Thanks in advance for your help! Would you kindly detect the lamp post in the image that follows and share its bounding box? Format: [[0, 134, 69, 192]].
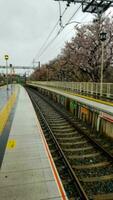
[[4, 54, 9, 90], [100, 31, 107, 97]]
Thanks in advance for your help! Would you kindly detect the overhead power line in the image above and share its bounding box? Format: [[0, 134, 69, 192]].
[[37, 4, 82, 59], [34, 5, 68, 61]]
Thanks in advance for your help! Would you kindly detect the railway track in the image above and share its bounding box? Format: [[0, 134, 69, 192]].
[[26, 87, 113, 200]]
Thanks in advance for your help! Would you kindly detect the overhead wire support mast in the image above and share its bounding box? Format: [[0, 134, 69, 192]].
[[54, 0, 113, 14]]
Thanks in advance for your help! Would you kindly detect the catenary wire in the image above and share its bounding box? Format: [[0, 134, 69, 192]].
[[37, 4, 82, 59], [33, 5, 69, 61]]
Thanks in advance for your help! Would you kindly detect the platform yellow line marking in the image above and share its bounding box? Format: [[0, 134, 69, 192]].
[[45, 86, 113, 107], [65, 90, 113, 107], [29, 83, 113, 107], [0, 89, 18, 134]]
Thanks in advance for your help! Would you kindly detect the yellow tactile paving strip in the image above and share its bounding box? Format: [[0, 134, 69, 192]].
[[0, 88, 18, 134]]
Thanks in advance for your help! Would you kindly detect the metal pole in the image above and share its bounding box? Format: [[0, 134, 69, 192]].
[[6, 59, 9, 90], [25, 72, 26, 84], [38, 61, 40, 69], [46, 67, 48, 81], [10, 64, 13, 88], [100, 41, 104, 97]]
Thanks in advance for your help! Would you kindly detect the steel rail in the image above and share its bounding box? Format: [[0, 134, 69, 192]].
[[30, 87, 113, 163], [27, 87, 89, 200]]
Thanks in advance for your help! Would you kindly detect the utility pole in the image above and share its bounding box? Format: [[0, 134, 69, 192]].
[[38, 61, 40, 70], [10, 64, 13, 87], [4, 54, 9, 90], [32, 59, 40, 69], [24, 72, 26, 84], [46, 65, 49, 81], [32, 59, 35, 68], [100, 31, 107, 97]]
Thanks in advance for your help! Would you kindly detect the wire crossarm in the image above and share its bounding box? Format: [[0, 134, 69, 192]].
[[54, 0, 113, 14]]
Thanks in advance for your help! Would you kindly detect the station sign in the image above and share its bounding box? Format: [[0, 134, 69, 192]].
[[4, 54, 9, 60]]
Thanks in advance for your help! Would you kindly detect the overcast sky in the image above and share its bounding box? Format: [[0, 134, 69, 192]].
[[0, 0, 112, 74]]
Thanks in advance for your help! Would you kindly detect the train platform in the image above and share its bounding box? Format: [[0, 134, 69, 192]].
[[0, 85, 67, 200], [28, 83, 113, 115], [0, 84, 15, 112]]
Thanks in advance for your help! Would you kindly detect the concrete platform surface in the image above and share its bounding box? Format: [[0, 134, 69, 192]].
[[28, 83, 113, 115], [0, 85, 16, 112], [0, 85, 67, 200]]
